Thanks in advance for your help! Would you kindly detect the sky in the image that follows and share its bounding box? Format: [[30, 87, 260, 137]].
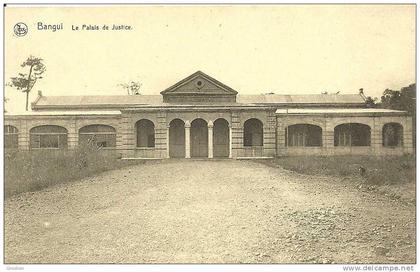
[[4, 5, 416, 113]]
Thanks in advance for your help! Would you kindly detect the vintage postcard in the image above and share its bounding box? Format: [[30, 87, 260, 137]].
[[3, 3, 416, 271]]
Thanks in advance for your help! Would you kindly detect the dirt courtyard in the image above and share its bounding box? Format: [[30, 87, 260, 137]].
[[5, 160, 415, 264]]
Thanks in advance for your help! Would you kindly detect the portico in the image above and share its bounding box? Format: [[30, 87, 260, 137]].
[[165, 117, 231, 159]]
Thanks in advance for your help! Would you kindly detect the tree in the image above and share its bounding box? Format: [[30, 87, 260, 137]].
[[118, 81, 142, 95], [357, 88, 378, 107], [8, 56, 46, 111], [380, 84, 416, 114], [365, 96, 378, 107]]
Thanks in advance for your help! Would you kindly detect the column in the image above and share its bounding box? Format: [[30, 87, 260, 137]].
[[325, 119, 335, 155], [185, 121, 191, 159], [208, 121, 213, 159], [231, 111, 241, 158], [166, 125, 170, 158], [265, 111, 277, 157], [404, 116, 413, 154], [19, 119, 29, 151], [229, 125, 232, 158], [276, 118, 286, 156], [118, 114, 132, 158], [156, 111, 168, 159], [371, 117, 381, 155], [68, 118, 78, 149]]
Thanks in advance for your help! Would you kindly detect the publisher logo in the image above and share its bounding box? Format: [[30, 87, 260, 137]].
[[14, 23, 28, 37]]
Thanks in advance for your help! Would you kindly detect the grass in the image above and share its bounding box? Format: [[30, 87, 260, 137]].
[[5, 148, 416, 202], [263, 155, 416, 204], [265, 155, 416, 186], [5, 145, 143, 198]]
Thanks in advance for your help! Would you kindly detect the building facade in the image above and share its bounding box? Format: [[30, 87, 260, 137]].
[[4, 71, 413, 158]]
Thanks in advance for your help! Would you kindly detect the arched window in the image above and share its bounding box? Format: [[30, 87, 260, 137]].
[[136, 119, 155, 148], [79, 125, 116, 148], [286, 124, 322, 147], [243, 118, 263, 147], [30, 125, 68, 149], [334, 123, 371, 146], [383, 123, 403, 147], [5, 125, 18, 149]]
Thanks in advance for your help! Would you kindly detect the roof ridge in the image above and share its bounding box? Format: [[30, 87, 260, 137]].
[[40, 93, 360, 97], [40, 94, 162, 97]]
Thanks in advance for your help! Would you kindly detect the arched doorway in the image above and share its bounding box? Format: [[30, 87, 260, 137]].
[[79, 124, 116, 148], [334, 123, 371, 146], [30, 125, 68, 149], [169, 119, 185, 158], [243, 118, 263, 147], [213, 118, 229, 157], [191, 118, 208, 157], [286, 124, 322, 147], [135, 119, 155, 148], [383, 123, 403, 147], [5, 125, 19, 149]]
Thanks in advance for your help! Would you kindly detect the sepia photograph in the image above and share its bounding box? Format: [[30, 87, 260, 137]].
[[2, 3, 417, 271]]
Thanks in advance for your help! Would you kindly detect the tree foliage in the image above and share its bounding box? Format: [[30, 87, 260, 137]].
[[8, 56, 46, 111], [380, 83, 416, 115], [118, 81, 142, 95], [364, 96, 377, 107]]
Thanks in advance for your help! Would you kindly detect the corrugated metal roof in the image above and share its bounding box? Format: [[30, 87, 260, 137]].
[[35, 95, 163, 106], [33, 93, 365, 109], [238, 94, 364, 104], [6, 110, 122, 116], [276, 108, 407, 114]]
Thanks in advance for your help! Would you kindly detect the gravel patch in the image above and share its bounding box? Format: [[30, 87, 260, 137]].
[[5, 159, 415, 263]]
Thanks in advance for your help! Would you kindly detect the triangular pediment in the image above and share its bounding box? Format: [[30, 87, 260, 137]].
[[160, 71, 238, 96]]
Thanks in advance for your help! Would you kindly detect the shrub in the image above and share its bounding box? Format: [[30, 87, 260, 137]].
[[5, 145, 140, 197], [268, 155, 415, 185]]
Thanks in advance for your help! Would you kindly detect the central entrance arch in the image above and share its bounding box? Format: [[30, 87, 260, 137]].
[[169, 119, 185, 158], [191, 118, 208, 157]]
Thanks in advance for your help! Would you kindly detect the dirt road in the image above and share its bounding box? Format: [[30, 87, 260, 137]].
[[5, 160, 415, 263]]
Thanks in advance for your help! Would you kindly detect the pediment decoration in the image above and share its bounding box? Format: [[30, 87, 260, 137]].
[[161, 71, 238, 103]]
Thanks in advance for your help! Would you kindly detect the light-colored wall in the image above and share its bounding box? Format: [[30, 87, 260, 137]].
[[231, 110, 276, 158], [276, 114, 413, 156], [5, 115, 123, 153], [5, 111, 413, 158]]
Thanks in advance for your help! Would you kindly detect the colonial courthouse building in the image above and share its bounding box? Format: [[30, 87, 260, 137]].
[[4, 71, 413, 158]]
